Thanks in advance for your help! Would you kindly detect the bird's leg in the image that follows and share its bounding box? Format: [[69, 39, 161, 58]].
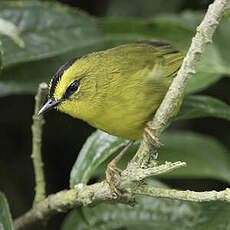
[[137, 121, 162, 167], [144, 121, 162, 148], [106, 141, 133, 195]]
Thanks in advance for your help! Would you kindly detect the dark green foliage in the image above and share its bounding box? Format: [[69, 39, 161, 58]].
[[0, 192, 14, 230]]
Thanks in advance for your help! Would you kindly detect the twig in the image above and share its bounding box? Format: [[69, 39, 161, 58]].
[[122, 161, 186, 184], [135, 186, 230, 202], [31, 83, 48, 205]]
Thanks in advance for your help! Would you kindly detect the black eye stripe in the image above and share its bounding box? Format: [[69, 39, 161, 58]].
[[62, 79, 81, 99], [49, 55, 89, 98], [49, 57, 79, 98]]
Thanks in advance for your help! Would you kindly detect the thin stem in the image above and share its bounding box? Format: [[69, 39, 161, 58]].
[[31, 83, 48, 205]]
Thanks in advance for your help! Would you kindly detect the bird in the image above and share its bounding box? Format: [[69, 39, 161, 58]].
[[38, 40, 184, 193]]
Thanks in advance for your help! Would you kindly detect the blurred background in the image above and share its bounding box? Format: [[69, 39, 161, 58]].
[[0, 0, 230, 229]]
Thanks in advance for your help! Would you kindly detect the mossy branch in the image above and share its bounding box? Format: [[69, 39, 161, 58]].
[[31, 83, 48, 205], [14, 0, 230, 229]]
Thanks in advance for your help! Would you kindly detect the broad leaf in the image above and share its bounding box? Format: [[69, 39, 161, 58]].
[[0, 17, 24, 47], [61, 208, 89, 230], [214, 12, 230, 65], [101, 17, 193, 50], [226, 10, 230, 19], [0, 1, 103, 67], [177, 95, 230, 121], [0, 43, 2, 71], [157, 131, 230, 182], [0, 1, 105, 96], [184, 73, 221, 94], [0, 192, 14, 230], [185, 44, 230, 93], [70, 130, 129, 188], [106, 0, 182, 18]]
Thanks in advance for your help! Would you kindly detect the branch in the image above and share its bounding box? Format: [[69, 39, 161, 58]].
[[31, 83, 48, 205], [14, 161, 185, 230], [14, 161, 230, 230]]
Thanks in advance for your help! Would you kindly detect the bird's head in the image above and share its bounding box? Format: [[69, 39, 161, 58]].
[[38, 55, 97, 118]]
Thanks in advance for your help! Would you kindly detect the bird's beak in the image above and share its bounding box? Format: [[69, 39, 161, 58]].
[[38, 98, 61, 116]]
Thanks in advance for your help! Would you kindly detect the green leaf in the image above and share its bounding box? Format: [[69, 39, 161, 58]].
[[0, 17, 24, 47], [0, 1, 103, 67], [195, 202, 230, 230], [0, 43, 2, 71], [214, 13, 230, 65], [106, 0, 182, 18], [101, 17, 193, 50], [178, 95, 230, 121], [0, 1, 105, 96], [158, 131, 230, 183], [184, 73, 221, 94], [226, 10, 230, 20], [70, 130, 129, 188], [0, 192, 14, 230], [61, 208, 89, 230], [185, 44, 230, 94]]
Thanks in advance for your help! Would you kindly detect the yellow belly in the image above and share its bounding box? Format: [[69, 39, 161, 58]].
[[80, 81, 169, 140]]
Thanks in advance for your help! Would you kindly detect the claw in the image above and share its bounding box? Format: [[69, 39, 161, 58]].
[[144, 122, 162, 148], [106, 164, 122, 196], [105, 141, 133, 195]]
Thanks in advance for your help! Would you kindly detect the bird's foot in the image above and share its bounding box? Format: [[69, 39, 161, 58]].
[[106, 163, 122, 196], [144, 121, 162, 148], [105, 141, 133, 196]]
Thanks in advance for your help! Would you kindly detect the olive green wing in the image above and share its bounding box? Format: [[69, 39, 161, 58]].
[[138, 40, 184, 79]]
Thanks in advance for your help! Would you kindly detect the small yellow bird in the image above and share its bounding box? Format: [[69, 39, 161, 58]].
[[38, 41, 183, 140], [38, 41, 183, 192]]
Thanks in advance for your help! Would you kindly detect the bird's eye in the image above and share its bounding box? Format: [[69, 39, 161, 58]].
[[68, 80, 80, 92], [63, 79, 80, 99]]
